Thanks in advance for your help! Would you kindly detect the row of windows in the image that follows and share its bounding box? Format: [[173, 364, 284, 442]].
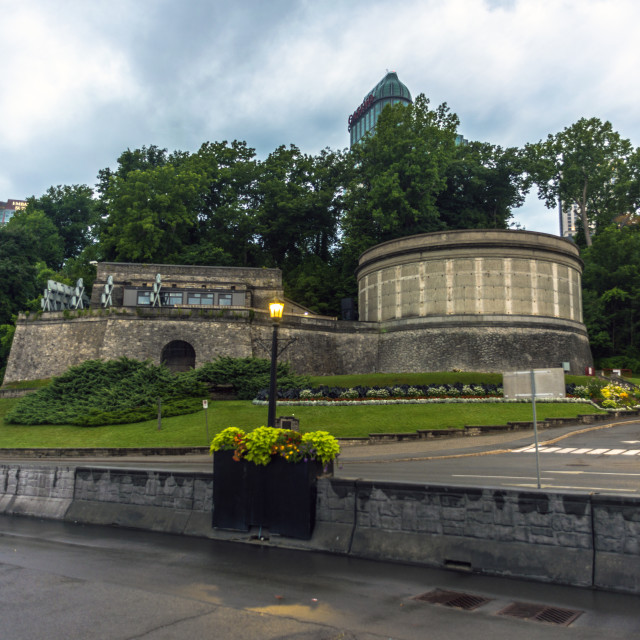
[[137, 291, 234, 306]]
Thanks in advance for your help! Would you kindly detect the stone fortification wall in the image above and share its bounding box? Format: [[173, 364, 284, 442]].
[[377, 318, 592, 373], [4, 311, 378, 383], [1, 464, 639, 594]]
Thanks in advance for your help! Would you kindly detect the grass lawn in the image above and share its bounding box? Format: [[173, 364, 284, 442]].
[[0, 397, 606, 448]]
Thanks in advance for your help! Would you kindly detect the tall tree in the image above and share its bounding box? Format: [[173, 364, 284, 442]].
[[581, 225, 640, 366], [99, 159, 206, 263], [25, 185, 97, 263], [435, 142, 527, 230], [341, 94, 459, 259], [526, 118, 633, 246], [0, 228, 40, 325], [5, 209, 64, 269]]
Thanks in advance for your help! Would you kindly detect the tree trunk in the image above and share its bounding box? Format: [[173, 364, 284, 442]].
[[580, 178, 592, 246]]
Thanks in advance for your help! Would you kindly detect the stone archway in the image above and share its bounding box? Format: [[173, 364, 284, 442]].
[[161, 340, 196, 372]]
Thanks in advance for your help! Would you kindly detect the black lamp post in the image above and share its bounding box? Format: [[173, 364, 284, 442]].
[[267, 299, 284, 427]]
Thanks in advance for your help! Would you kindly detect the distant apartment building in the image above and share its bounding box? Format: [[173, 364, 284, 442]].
[[0, 199, 27, 226], [559, 202, 580, 238]]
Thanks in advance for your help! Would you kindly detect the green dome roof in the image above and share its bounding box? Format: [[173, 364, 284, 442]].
[[370, 71, 412, 102]]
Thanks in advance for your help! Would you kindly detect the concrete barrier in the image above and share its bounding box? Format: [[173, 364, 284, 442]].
[[2, 463, 640, 594]]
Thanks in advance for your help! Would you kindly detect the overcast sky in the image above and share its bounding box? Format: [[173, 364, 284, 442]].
[[2, 0, 640, 235]]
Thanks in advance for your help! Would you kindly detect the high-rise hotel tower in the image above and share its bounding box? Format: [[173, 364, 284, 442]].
[[347, 71, 412, 146]]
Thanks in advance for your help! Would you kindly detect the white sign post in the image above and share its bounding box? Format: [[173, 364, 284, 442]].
[[503, 368, 566, 490]]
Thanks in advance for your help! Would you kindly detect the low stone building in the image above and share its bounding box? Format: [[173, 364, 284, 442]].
[[3, 230, 593, 383]]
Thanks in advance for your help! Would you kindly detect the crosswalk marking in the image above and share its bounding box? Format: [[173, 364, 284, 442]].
[[512, 446, 640, 457]]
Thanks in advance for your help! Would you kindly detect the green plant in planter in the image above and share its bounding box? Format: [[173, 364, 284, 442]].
[[210, 426, 340, 467], [210, 427, 244, 452]]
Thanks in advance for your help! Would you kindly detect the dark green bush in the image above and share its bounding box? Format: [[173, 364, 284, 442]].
[[5, 358, 206, 426], [193, 357, 310, 399]]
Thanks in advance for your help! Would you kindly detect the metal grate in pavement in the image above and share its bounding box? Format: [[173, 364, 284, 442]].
[[413, 589, 491, 611], [497, 601, 582, 626]]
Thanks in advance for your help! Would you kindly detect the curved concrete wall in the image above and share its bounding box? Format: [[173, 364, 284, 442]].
[[357, 230, 584, 324], [357, 230, 592, 372]]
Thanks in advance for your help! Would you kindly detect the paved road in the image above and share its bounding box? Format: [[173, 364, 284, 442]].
[[2, 417, 639, 494], [1, 515, 639, 640], [339, 418, 640, 492]]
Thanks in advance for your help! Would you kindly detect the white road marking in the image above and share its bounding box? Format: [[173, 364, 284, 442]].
[[586, 449, 610, 455], [604, 449, 627, 455], [452, 475, 552, 480], [622, 441, 640, 444], [551, 470, 640, 477], [507, 483, 637, 492], [622, 450, 640, 455]]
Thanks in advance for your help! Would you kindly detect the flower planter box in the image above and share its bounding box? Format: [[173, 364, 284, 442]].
[[212, 450, 331, 539]]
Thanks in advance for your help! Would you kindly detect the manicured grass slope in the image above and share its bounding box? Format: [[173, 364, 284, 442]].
[[0, 397, 605, 448]]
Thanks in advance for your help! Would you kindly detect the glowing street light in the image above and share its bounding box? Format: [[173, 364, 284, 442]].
[[267, 298, 284, 427]]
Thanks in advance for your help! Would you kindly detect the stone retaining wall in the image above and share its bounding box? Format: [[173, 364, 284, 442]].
[[1, 463, 638, 594]]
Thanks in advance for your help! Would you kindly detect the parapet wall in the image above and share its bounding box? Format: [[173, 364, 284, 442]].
[[1, 463, 638, 594]]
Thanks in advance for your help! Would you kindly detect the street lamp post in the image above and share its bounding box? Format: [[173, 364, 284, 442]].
[[267, 299, 284, 427]]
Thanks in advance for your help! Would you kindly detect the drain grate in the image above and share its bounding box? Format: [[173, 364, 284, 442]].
[[413, 589, 491, 611], [497, 602, 582, 626]]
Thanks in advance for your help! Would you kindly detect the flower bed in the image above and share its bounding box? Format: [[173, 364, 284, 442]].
[[252, 396, 606, 408]]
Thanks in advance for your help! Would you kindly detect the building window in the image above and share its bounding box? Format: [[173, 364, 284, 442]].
[[137, 291, 151, 305], [161, 292, 183, 306], [218, 293, 232, 306], [187, 292, 214, 305]]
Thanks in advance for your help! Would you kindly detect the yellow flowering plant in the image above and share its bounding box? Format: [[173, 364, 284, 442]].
[[600, 383, 637, 409]]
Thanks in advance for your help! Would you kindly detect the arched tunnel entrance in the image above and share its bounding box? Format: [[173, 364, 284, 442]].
[[161, 340, 196, 372]]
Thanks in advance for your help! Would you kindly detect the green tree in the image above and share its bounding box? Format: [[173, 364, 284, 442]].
[[581, 225, 640, 365], [341, 94, 459, 259], [6, 208, 64, 269], [100, 161, 206, 262], [25, 185, 97, 263], [435, 142, 527, 230], [0, 228, 39, 325], [526, 118, 633, 246], [254, 145, 346, 269], [184, 140, 260, 267]]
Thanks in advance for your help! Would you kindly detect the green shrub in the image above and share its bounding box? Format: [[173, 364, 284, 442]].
[[194, 357, 310, 399], [5, 358, 206, 426]]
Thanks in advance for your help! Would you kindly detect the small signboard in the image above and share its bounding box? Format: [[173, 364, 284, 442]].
[[202, 400, 208, 409], [503, 368, 566, 399]]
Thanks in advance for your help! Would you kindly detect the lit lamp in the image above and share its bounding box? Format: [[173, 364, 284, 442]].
[[267, 299, 284, 427]]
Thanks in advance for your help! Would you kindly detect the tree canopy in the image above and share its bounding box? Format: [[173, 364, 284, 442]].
[[525, 118, 635, 246]]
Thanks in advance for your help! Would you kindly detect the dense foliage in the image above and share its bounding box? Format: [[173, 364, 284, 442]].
[[5, 358, 205, 426], [191, 356, 311, 400], [581, 225, 640, 369]]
